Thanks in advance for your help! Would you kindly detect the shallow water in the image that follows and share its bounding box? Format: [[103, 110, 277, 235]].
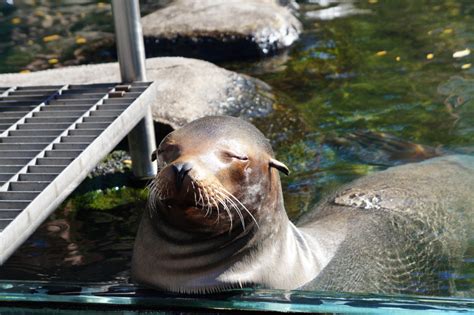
[[0, 0, 473, 300]]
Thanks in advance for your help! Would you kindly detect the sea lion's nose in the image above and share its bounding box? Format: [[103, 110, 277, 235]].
[[172, 162, 193, 191]]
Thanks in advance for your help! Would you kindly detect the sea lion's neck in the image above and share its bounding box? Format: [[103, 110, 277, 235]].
[[217, 215, 325, 290], [215, 179, 327, 290], [168, 189, 324, 291], [139, 207, 261, 293], [135, 179, 325, 293]]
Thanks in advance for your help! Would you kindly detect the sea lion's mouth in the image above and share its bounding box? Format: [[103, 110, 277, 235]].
[[158, 197, 220, 216], [149, 177, 259, 233]]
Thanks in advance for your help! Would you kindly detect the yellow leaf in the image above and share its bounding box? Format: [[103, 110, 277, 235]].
[[395, 56, 401, 61], [11, 17, 21, 25], [442, 28, 453, 35], [19, 70, 30, 74], [461, 64, 471, 70], [75, 37, 87, 45], [368, 0, 378, 3], [48, 58, 59, 65], [43, 34, 60, 43], [426, 53, 434, 60], [375, 50, 387, 56]]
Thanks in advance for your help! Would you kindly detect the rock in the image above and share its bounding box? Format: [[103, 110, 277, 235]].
[[0, 57, 274, 129], [142, 0, 302, 61], [90, 151, 132, 177]]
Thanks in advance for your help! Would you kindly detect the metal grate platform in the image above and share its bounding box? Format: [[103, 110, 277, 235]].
[[0, 82, 157, 264]]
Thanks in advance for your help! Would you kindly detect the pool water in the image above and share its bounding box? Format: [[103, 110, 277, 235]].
[[0, 0, 473, 305]]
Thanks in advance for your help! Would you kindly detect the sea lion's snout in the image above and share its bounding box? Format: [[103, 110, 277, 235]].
[[172, 162, 193, 191], [150, 160, 196, 202]]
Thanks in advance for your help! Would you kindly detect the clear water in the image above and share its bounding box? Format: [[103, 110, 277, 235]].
[[0, 0, 473, 308]]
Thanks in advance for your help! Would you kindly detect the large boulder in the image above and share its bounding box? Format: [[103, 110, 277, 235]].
[[0, 57, 274, 129], [142, 0, 302, 61]]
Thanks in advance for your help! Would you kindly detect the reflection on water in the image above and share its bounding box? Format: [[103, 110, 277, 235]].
[[438, 76, 474, 138], [0, 188, 146, 283], [0, 0, 473, 299], [305, 1, 371, 21]]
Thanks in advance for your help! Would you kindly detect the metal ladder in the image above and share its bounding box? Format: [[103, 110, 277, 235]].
[[0, 82, 156, 264]]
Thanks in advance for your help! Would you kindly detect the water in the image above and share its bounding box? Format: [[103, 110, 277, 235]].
[[0, 0, 473, 303]]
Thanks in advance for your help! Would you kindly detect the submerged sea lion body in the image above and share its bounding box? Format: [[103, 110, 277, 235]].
[[300, 155, 474, 294], [132, 116, 474, 294]]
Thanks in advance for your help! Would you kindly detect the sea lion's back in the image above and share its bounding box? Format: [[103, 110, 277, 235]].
[[300, 155, 474, 294]]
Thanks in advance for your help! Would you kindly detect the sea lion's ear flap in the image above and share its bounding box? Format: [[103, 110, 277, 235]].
[[269, 158, 290, 176], [151, 150, 158, 162]]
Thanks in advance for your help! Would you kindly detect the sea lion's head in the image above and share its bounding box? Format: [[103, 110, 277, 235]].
[[148, 116, 289, 235]]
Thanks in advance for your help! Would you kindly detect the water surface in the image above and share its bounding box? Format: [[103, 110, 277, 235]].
[[0, 0, 473, 300]]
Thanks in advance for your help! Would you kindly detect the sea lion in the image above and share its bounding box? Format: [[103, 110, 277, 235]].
[[132, 116, 474, 295]]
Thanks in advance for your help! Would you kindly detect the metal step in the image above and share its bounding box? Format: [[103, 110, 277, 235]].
[[0, 82, 156, 264], [36, 158, 74, 166], [17, 123, 73, 130], [1, 136, 57, 143], [44, 150, 82, 158], [33, 110, 89, 117], [0, 201, 30, 209], [9, 130, 63, 137], [1, 111, 30, 118], [0, 191, 39, 201], [0, 151, 40, 158], [9, 181, 50, 191], [68, 129, 103, 136], [0, 166, 23, 173], [0, 210, 21, 219], [0, 158, 32, 165]]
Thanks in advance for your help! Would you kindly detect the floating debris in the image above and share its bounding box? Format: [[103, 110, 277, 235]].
[[453, 49, 470, 58], [442, 28, 454, 35], [426, 53, 434, 60], [375, 50, 387, 56], [43, 34, 60, 43], [461, 63, 471, 70], [76, 37, 87, 45], [11, 17, 21, 25], [34, 10, 45, 17], [306, 3, 370, 21], [395, 56, 401, 61], [48, 58, 59, 65]]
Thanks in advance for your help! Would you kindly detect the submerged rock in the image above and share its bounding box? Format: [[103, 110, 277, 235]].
[[142, 0, 302, 61], [0, 57, 274, 129]]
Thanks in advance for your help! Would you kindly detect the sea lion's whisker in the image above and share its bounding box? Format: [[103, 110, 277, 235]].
[[213, 185, 246, 231], [218, 186, 259, 229], [197, 187, 204, 208], [191, 182, 198, 208], [212, 186, 246, 231], [147, 179, 160, 211], [213, 194, 233, 232], [204, 186, 221, 224], [203, 187, 213, 217], [214, 193, 234, 233], [195, 185, 205, 213]]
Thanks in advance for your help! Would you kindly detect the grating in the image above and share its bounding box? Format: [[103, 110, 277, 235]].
[[0, 82, 157, 264]]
